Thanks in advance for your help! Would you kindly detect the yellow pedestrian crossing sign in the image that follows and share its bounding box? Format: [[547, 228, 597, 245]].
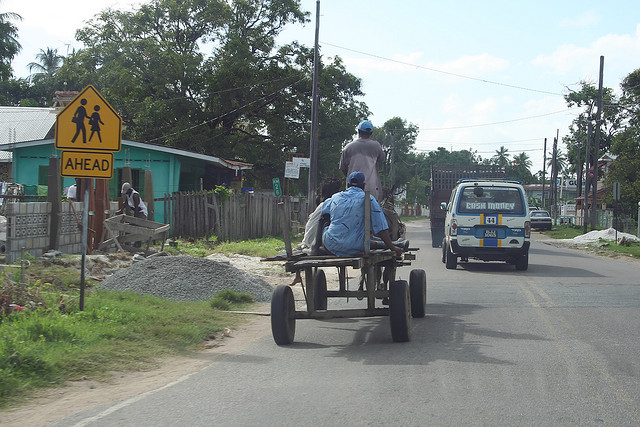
[[55, 85, 122, 152]]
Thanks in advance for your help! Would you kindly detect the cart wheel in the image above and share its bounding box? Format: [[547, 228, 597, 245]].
[[389, 280, 411, 342], [314, 269, 327, 310], [271, 285, 296, 345], [409, 269, 427, 318]]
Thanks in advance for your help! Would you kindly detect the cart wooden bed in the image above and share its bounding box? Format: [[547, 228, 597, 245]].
[[264, 195, 426, 345]]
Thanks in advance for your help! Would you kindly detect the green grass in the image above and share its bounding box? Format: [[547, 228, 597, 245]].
[[0, 233, 290, 408], [163, 235, 296, 259], [597, 241, 640, 258], [0, 288, 255, 408], [541, 225, 585, 240]]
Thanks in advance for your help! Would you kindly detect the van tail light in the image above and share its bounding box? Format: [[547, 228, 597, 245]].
[[451, 219, 458, 236], [524, 221, 531, 238]]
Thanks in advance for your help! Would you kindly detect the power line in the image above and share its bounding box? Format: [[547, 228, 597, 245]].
[[415, 137, 545, 145], [418, 108, 581, 131], [321, 41, 564, 96], [147, 77, 306, 144]]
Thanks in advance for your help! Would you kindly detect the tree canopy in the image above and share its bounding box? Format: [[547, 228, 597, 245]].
[[48, 0, 370, 188], [0, 6, 21, 81]]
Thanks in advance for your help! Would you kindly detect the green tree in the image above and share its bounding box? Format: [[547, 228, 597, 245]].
[[0, 6, 21, 80], [562, 80, 623, 176], [57, 0, 372, 190], [508, 152, 534, 183], [28, 48, 63, 81], [606, 69, 640, 217], [491, 145, 510, 167], [375, 117, 418, 189]]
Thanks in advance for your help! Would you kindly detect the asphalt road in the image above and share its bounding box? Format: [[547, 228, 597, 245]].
[[56, 219, 640, 426]]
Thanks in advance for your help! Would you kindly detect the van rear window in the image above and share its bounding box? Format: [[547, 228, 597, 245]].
[[458, 186, 525, 215]]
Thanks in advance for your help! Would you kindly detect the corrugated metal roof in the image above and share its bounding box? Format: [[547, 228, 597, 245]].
[[0, 150, 12, 162], [0, 106, 57, 144]]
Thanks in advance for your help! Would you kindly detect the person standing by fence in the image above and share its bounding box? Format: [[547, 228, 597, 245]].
[[117, 182, 148, 219]]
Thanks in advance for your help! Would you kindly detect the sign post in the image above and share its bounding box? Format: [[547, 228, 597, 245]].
[[55, 85, 122, 310]]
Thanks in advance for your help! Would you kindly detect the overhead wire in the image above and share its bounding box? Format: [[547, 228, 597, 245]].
[[321, 41, 565, 97], [146, 76, 307, 144]]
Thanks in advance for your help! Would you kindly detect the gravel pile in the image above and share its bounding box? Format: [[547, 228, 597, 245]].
[[97, 255, 274, 302]]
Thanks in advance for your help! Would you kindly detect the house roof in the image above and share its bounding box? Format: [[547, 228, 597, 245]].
[[0, 106, 57, 144], [0, 138, 253, 171]]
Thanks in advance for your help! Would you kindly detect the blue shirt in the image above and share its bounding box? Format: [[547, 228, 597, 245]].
[[321, 186, 389, 256]]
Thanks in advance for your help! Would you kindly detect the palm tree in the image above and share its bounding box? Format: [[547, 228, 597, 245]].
[[0, 6, 22, 80], [28, 47, 63, 81], [492, 146, 510, 167], [547, 149, 569, 177], [513, 152, 532, 170]]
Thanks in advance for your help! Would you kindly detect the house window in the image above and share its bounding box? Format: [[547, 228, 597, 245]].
[[110, 168, 143, 200]]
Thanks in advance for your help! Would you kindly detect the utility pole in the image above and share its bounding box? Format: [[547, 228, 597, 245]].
[[576, 138, 582, 198], [551, 135, 558, 223], [389, 131, 396, 187], [591, 56, 604, 230], [583, 121, 592, 233], [307, 0, 320, 214], [541, 138, 547, 208]]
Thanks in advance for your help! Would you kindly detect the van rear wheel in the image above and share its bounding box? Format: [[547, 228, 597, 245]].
[[445, 242, 457, 270], [515, 252, 529, 271]]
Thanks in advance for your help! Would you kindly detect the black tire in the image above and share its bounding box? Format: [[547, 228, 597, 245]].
[[314, 269, 327, 310], [445, 242, 457, 270], [389, 280, 411, 342], [515, 252, 529, 271], [271, 285, 296, 345], [409, 269, 427, 318], [441, 243, 446, 263]]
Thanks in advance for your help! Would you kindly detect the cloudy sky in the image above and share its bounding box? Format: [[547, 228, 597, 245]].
[[3, 0, 640, 173]]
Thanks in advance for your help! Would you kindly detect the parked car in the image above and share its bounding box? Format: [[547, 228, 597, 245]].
[[530, 210, 552, 230]]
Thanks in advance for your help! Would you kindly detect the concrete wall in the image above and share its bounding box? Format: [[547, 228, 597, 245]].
[[4, 201, 82, 263]]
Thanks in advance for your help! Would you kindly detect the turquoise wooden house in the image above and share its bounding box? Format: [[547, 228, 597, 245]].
[[0, 109, 253, 226], [0, 106, 253, 223], [0, 138, 252, 224]]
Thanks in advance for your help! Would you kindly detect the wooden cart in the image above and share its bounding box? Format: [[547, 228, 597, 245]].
[[99, 214, 170, 254], [266, 249, 425, 345]]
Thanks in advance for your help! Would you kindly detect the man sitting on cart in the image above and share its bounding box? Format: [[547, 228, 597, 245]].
[[320, 171, 403, 257]]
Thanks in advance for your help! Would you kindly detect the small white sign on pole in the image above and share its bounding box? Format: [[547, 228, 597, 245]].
[[284, 161, 300, 179], [293, 157, 311, 168]]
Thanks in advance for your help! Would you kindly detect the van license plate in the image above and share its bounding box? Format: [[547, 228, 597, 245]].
[[484, 229, 497, 238]]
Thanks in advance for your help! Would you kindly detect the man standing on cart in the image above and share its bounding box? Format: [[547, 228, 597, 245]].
[[321, 171, 403, 257], [339, 120, 385, 202]]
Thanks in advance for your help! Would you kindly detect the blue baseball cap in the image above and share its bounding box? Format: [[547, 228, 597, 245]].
[[357, 120, 373, 133], [348, 171, 365, 187]]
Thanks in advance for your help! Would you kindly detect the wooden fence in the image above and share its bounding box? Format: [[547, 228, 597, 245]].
[[161, 191, 309, 241]]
